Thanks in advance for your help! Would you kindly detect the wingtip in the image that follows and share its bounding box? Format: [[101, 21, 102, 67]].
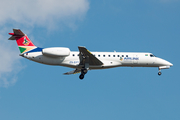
[[63, 73, 69, 75]]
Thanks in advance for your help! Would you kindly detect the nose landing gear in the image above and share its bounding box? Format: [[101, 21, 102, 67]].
[[158, 68, 162, 76]]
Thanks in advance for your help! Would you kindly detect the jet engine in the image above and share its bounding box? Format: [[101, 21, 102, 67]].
[[42, 47, 70, 57]]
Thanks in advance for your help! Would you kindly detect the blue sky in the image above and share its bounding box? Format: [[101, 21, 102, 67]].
[[0, 0, 180, 120]]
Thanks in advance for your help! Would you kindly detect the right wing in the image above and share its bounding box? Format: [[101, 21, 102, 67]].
[[63, 69, 81, 75]]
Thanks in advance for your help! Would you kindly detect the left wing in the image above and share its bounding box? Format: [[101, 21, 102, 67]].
[[78, 46, 103, 66]]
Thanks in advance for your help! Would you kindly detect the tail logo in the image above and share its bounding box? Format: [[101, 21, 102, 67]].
[[23, 37, 29, 46]]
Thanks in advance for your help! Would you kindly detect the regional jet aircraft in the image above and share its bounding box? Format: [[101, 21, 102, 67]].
[[9, 29, 173, 79]]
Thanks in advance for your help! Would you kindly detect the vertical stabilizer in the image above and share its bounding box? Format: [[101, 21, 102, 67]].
[[9, 29, 37, 53]]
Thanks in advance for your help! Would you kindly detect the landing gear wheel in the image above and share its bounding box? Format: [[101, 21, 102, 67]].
[[158, 72, 162, 76], [79, 74, 84, 80]]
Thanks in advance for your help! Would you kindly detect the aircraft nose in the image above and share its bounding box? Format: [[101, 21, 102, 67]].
[[156, 58, 173, 66], [169, 62, 173, 66], [164, 59, 173, 66], [163, 60, 173, 66]]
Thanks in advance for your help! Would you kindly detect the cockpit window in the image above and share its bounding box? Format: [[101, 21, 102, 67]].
[[150, 54, 156, 57]]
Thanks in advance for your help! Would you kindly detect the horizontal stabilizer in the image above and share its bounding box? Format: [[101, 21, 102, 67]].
[[13, 29, 25, 36], [8, 29, 25, 40], [8, 36, 16, 40]]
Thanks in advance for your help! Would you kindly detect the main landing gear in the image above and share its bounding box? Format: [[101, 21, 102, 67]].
[[79, 69, 88, 80], [79, 74, 84, 79]]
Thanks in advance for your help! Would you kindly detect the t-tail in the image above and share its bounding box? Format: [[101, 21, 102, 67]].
[[8, 29, 37, 54]]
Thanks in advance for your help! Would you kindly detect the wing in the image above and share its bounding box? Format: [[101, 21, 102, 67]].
[[78, 46, 103, 66], [64, 69, 81, 75], [63, 46, 103, 75]]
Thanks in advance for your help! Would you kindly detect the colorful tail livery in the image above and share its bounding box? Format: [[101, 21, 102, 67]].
[[8, 29, 37, 53]]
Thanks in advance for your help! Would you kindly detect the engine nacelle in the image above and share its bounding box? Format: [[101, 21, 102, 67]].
[[42, 47, 70, 57]]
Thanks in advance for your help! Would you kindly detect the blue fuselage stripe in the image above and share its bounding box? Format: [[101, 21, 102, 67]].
[[27, 47, 43, 53]]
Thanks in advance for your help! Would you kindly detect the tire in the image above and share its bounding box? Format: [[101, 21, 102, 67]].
[[158, 72, 162, 76], [79, 74, 84, 79]]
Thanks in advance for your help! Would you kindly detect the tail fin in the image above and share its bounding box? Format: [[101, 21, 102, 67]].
[[9, 29, 37, 53]]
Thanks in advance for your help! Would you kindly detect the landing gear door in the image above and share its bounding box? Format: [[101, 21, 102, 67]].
[[133, 54, 138, 64]]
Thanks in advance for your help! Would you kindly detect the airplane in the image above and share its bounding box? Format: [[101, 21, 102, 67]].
[[8, 29, 173, 79]]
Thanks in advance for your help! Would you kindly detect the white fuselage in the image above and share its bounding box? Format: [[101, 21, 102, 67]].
[[9, 29, 173, 79], [23, 51, 172, 70]]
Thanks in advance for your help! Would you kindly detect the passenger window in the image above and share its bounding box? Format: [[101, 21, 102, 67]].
[[122, 55, 124, 57], [98, 55, 100, 57], [126, 55, 128, 57], [108, 55, 110, 57], [113, 55, 115, 57], [103, 55, 105, 57], [72, 54, 75, 56], [117, 55, 120, 57]]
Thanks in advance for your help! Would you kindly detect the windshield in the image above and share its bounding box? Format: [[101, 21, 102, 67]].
[[150, 54, 156, 57]]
